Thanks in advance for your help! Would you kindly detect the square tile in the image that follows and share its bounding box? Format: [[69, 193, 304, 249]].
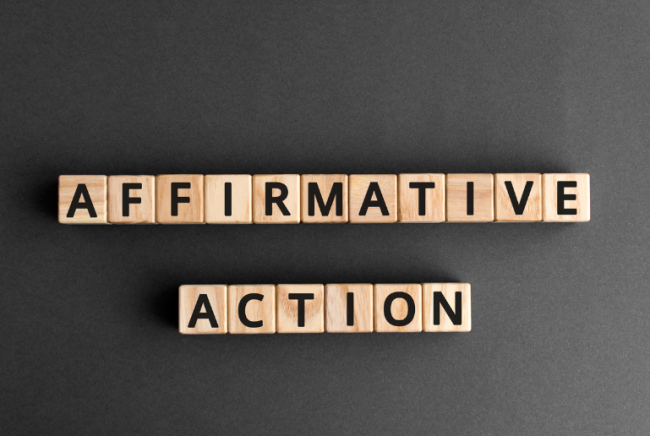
[[447, 174, 494, 222], [205, 175, 252, 224], [276, 284, 324, 333], [349, 175, 397, 223], [179, 285, 228, 334], [374, 284, 422, 332], [495, 174, 542, 222], [325, 284, 373, 333], [300, 175, 348, 223], [156, 174, 204, 224], [58, 175, 108, 224], [107, 175, 156, 224], [252, 175, 300, 223], [422, 283, 471, 332], [398, 173, 445, 222], [542, 174, 590, 222], [228, 285, 276, 334]]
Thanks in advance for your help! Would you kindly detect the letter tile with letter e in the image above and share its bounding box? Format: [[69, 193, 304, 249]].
[[374, 284, 422, 332], [179, 285, 228, 334], [422, 283, 471, 332], [58, 175, 108, 224], [108, 175, 156, 224], [276, 284, 324, 333], [349, 174, 397, 223], [447, 174, 494, 222], [300, 175, 348, 223], [252, 175, 300, 223], [542, 173, 590, 222], [494, 174, 542, 222], [325, 283, 373, 333], [156, 174, 204, 224], [228, 285, 276, 334]]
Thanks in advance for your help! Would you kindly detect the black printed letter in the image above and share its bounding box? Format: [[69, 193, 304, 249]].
[[434, 291, 462, 325], [238, 293, 264, 328], [505, 181, 533, 215], [188, 294, 218, 328], [265, 182, 290, 216], [359, 182, 389, 216], [122, 183, 142, 217], [308, 182, 343, 216], [288, 293, 314, 327], [557, 181, 577, 215], [66, 184, 97, 218], [384, 292, 415, 327], [409, 182, 436, 216], [171, 183, 191, 216]]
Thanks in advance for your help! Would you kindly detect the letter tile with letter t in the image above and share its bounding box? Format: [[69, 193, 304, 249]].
[[374, 284, 422, 332], [542, 173, 590, 222], [179, 285, 228, 334], [276, 284, 324, 333], [58, 175, 108, 224], [252, 175, 300, 223], [228, 285, 276, 334], [422, 283, 471, 332]]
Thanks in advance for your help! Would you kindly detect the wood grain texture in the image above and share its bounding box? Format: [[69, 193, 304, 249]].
[[205, 175, 252, 224], [156, 175, 204, 224], [349, 174, 397, 223], [300, 174, 348, 223], [398, 173, 446, 222], [58, 175, 108, 224], [325, 284, 373, 333], [276, 284, 324, 333], [252, 174, 300, 223], [422, 283, 471, 332], [107, 175, 156, 224], [494, 173, 542, 222], [374, 284, 422, 332], [446, 174, 494, 222], [179, 285, 228, 334], [228, 285, 276, 334], [542, 173, 590, 222]]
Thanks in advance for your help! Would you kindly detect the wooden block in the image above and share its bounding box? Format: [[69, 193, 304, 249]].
[[252, 175, 300, 223], [58, 175, 108, 224], [325, 284, 373, 333], [374, 284, 422, 332], [349, 175, 397, 223], [447, 174, 494, 222], [205, 175, 252, 224], [276, 284, 324, 333], [156, 175, 204, 224], [542, 173, 590, 222], [300, 175, 348, 223], [179, 285, 228, 334], [398, 173, 446, 222], [422, 283, 471, 332], [228, 285, 276, 334], [107, 175, 156, 224], [494, 173, 542, 222]]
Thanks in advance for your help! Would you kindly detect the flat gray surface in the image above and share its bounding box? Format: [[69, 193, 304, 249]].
[[1, 1, 649, 435]]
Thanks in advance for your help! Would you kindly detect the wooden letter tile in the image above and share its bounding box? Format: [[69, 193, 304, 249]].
[[398, 173, 445, 222], [300, 175, 348, 223], [494, 173, 542, 222], [422, 283, 471, 332], [325, 284, 373, 333], [374, 284, 422, 332], [447, 174, 494, 222], [252, 175, 300, 223], [205, 175, 252, 224], [156, 175, 204, 224], [107, 175, 156, 224], [228, 285, 276, 334], [58, 175, 108, 224], [542, 173, 590, 222], [349, 175, 397, 223], [179, 285, 228, 334], [276, 284, 324, 333]]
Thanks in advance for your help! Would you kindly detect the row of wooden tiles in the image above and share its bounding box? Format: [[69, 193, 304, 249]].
[[59, 173, 590, 224], [179, 283, 471, 334]]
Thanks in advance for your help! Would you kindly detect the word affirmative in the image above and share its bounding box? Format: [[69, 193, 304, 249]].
[[179, 283, 471, 334], [58, 173, 590, 224]]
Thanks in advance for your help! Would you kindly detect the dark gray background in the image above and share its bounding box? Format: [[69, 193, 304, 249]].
[[1, 1, 648, 434]]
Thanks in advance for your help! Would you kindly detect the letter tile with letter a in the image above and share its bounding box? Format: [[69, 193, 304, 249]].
[[156, 174, 204, 224], [108, 175, 156, 224], [179, 285, 228, 334], [422, 283, 471, 332], [374, 284, 422, 332], [300, 175, 348, 223], [276, 284, 324, 333], [228, 285, 276, 334], [494, 174, 542, 222], [58, 175, 108, 224], [325, 284, 373, 333], [252, 175, 300, 223], [349, 175, 397, 223], [542, 173, 590, 222]]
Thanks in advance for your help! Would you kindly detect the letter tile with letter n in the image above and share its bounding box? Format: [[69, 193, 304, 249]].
[[447, 174, 494, 222], [494, 174, 542, 222], [205, 175, 252, 224], [107, 175, 156, 224], [349, 174, 397, 223], [228, 285, 276, 334], [58, 175, 108, 224], [398, 173, 445, 222], [422, 283, 471, 332], [156, 175, 204, 224], [325, 284, 373, 333], [300, 175, 348, 223], [542, 173, 590, 222], [252, 175, 300, 223], [179, 285, 228, 334], [374, 284, 422, 332], [276, 284, 324, 333]]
